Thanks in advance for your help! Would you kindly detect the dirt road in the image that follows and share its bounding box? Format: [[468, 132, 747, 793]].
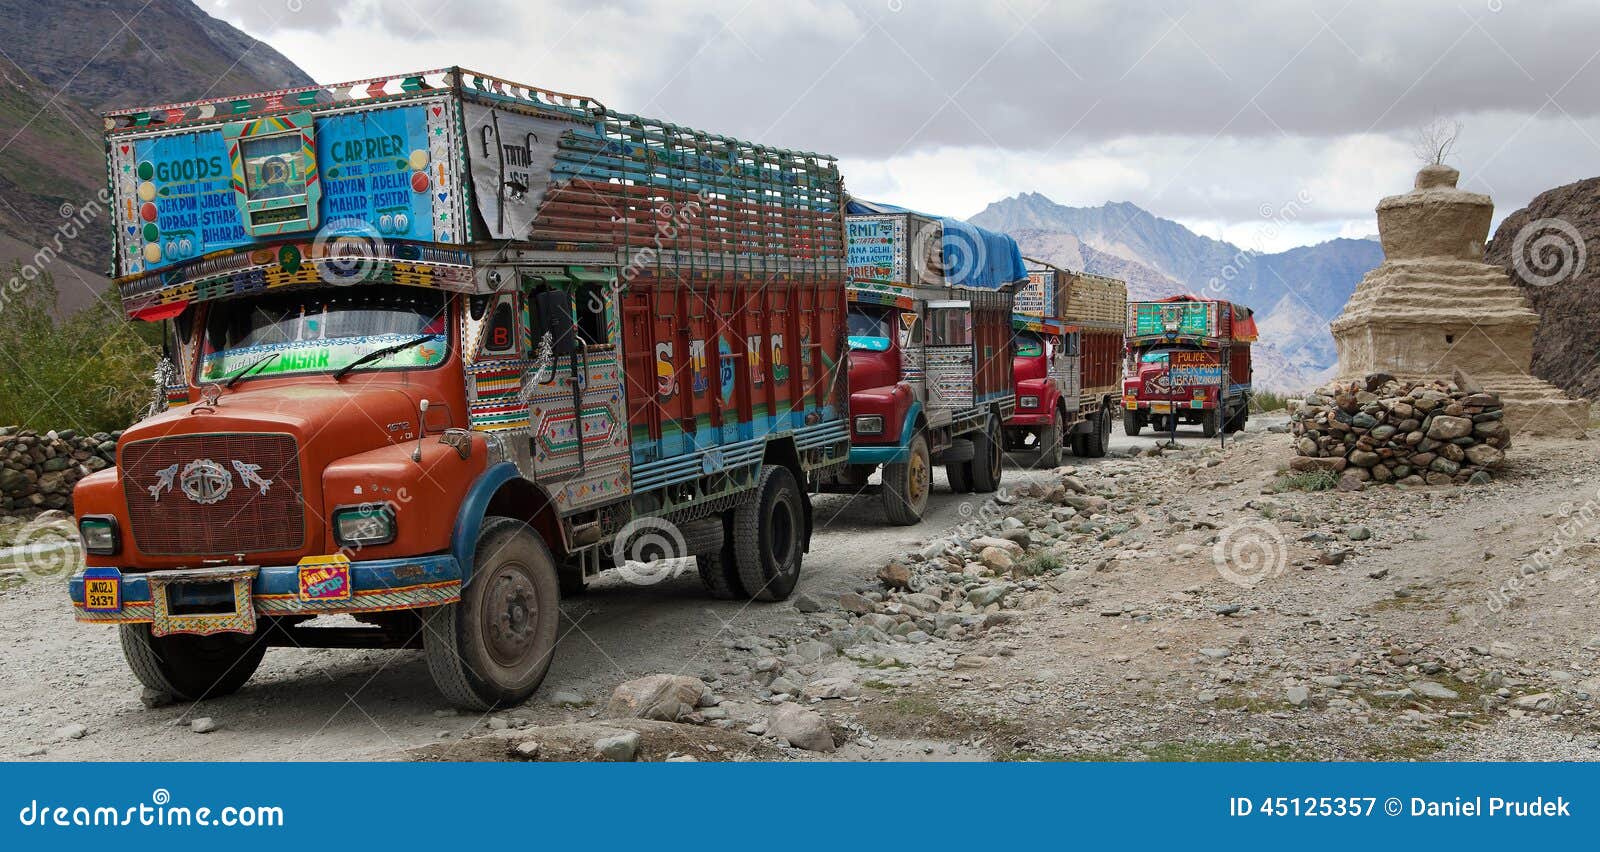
[[0, 434, 1084, 760]]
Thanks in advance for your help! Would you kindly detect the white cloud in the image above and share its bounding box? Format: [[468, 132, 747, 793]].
[[196, 0, 1600, 249]]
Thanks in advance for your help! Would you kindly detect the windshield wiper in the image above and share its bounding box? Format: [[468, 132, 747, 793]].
[[332, 334, 436, 381], [224, 352, 280, 388]]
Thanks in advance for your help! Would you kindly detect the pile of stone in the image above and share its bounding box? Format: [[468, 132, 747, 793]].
[[0, 427, 118, 513], [1289, 371, 1510, 488]]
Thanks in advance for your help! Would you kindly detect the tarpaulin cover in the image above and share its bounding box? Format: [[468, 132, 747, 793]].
[[846, 198, 1027, 290]]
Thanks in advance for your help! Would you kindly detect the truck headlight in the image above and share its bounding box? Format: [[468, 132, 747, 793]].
[[854, 415, 884, 435], [1019, 395, 1040, 409], [78, 515, 119, 555], [333, 503, 397, 547]]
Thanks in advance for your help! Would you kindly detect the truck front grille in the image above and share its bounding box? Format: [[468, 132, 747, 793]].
[[120, 433, 305, 556]]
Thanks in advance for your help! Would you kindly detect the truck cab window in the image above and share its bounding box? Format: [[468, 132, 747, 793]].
[[847, 305, 893, 352], [925, 306, 972, 346], [198, 288, 449, 383], [1014, 331, 1043, 358], [575, 283, 609, 346]]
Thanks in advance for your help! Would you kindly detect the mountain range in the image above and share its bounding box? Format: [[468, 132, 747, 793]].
[[971, 192, 1384, 391], [0, 0, 313, 313]]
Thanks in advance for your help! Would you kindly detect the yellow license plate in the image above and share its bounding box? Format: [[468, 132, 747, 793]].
[[84, 577, 121, 612], [1149, 402, 1173, 413], [298, 554, 353, 601]]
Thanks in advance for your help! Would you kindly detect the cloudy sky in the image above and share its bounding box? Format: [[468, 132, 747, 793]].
[[200, 0, 1600, 252]]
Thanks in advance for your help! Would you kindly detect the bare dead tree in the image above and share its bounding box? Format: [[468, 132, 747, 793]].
[[1412, 115, 1462, 165]]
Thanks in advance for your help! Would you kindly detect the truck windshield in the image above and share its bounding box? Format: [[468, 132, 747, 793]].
[[847, 306, 892, 352], [1015, 331, 1043, 358], [199, 288, 449, 384], [1140, 350, 1171, 364]]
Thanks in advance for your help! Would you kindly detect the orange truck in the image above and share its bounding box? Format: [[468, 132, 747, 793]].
[[1121, 296, 1256, 438], [68, 68, 850, 709], [1003, 260, 1127, 465]]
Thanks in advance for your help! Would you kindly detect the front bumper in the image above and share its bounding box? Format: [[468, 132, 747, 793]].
[[68, 554, 462, 633], [1005, 411, 1051, 427]]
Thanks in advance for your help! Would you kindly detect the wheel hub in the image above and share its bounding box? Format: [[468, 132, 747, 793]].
[[908, 449, 929, 504], [484, 566, 538, 665]]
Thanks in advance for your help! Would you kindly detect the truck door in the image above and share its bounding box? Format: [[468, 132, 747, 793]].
[[1059, 331, 1081, 412], [523, 270, 631, 513], [924, 300, 975, 411]]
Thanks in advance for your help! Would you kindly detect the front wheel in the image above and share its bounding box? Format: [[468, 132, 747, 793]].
[[1201, 407, 1220, 438], [882, 434, 931, 525], [424, 517, 560, 710], [1036, 409, 1065, 468], [733, 465, 806, 601], [120, 625, 267, 701], [1123, 409, 1142, 437]]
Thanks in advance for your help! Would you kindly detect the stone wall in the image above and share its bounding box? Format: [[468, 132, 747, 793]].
[[1289, 372, 1511, 488], [0, 427, 118, 513]]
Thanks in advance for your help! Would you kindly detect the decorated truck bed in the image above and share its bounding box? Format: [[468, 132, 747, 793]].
[[822, 199, 1022, 524], [1003, 260, 1127, 465], [72, 67, 849, 709], [1122, 296, 1256, 438]]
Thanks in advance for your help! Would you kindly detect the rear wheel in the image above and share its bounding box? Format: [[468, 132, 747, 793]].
[[688, 516, 744, 600], [120, 625, 267, 701], [733, 465, 806, 601], [1079, 406, 1110, 459], [946, 456, 973, 493], [882, 434, 931, 525], [968, 415, 1003, 492], [424, 517, 560, 710], [1036, 409, 1064, 468]]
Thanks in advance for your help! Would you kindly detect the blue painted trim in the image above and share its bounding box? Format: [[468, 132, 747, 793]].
[[67, 554, 461, 605], [847, 401, 921, 467], [452, 461, 523, 582]]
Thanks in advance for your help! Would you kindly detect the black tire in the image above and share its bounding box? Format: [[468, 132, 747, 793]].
[[968, 415, 1003, 492], [882, 434, 931, 525], [1201, 407, 1220, 438], [732, 465, 806, 601], [424, 517, 560, 710], [690, 515, 745, 600], [119, 624, 267, 701], [1036, 409, 1064, 468], [1123, 409, 1142, 437], [1079, 406, 1109, 459], [946, 457, 973, 493]]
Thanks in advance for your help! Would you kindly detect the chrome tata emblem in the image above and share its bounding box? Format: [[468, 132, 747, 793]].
[[179, 459, 233, 505]]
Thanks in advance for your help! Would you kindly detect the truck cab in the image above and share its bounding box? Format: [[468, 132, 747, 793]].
[[822, 201, 1023, 525], [1122, 297, 1256, 438], [69, 67, 851, 710]]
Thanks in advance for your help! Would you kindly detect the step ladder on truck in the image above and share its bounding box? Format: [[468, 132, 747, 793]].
[[1002, 259, 1128, 466], [817, 199, 1025, 525]]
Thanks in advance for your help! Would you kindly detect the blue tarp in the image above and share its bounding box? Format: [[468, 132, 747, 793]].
[[846, 198, 1027, 290]]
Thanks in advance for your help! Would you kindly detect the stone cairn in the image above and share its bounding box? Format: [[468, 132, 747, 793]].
[[1289, 370, 1510, 488], [0, 427, 118, 513]]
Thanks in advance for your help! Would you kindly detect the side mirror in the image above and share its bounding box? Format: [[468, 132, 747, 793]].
[[536, 290, 577, 356]]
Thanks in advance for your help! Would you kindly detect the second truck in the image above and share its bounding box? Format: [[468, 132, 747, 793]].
[[1121, 296, 1256, 438]]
